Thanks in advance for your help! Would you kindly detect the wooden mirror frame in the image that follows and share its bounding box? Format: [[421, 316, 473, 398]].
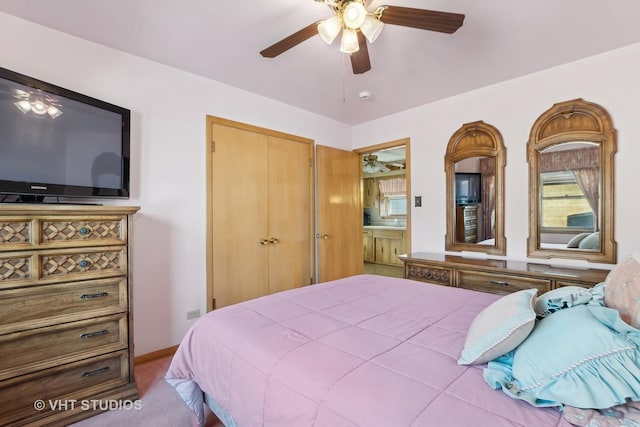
[[527, 98, 617, 263], [445, 121, 506, 255]]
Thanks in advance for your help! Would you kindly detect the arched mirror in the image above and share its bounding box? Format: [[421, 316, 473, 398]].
[[445, 121, 506, 255], [527, 98, 617, 263]]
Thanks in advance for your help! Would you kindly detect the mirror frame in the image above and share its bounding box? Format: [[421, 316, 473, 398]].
[[445, 121, 506, 255], [527, 98, 617, 263]]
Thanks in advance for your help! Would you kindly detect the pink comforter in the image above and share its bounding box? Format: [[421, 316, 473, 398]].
[[165, 274, 571, 427]]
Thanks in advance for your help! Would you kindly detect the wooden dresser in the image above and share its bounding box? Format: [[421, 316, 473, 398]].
[[401, 252, 610, 295], [0, 204, 139, 426], [455, 206, 478, 243]]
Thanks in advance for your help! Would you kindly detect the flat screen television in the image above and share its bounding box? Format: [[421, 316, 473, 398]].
[[0, 66, 130, 202], [455, 172, 481, 205]]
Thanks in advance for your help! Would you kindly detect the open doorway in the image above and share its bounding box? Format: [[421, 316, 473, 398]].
[[355, 139, 411, 278]]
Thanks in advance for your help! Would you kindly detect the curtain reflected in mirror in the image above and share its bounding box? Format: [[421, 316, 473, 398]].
[[527, 98, 617, 263], [539, 143, 600, 251], [445, 121, 506, 255]]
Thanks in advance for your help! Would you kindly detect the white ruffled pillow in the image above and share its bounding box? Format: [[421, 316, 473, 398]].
[[458, 289, 537, 365]]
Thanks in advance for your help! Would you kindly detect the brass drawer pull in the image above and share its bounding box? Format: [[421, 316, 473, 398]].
[[490, 280, 509, 287], [80, 329, 109, 339], [80, 292, 109, 299], [81, 366, 110, 377]]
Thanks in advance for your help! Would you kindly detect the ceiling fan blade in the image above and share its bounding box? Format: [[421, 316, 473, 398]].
[[260, 22, 319, 58], [350, 31, 371, 74], [379, 6, 465, 34]]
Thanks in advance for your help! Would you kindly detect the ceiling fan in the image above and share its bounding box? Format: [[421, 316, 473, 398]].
[[260, 0, 465, 75], [363, 154, 390, 173]]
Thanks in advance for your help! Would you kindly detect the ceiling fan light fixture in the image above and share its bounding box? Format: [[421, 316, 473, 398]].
[[14, 100, 32, 114], [340, 28, 359, 53], [318, 15, 342, 44], [360, 14, 384, 43], [342, 1, 367, 30]]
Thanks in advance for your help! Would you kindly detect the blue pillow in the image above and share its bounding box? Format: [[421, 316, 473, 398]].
[[534, 286, 593, 317], [484, 304, 640, 409]]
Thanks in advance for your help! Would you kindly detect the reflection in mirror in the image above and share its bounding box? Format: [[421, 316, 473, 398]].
[[445, 121, 506, 255], [539, 143, 600, 250], [528, 99, 617, 263]]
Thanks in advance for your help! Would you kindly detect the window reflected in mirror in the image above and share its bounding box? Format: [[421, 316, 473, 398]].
[[539, 143, 600, 250], [527, 98, 616, 263]]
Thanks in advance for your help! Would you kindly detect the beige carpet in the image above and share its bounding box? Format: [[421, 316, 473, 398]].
[[71, 356, 223, 427]]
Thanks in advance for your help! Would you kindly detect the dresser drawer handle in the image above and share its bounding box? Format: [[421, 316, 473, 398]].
[[81, 366, 110, 377], [80, 292, 109, 299], [80, 329, 109, 339], [79, 259, 90, 268], [490, 280, 509, 287], [79, 226, 90, 235]]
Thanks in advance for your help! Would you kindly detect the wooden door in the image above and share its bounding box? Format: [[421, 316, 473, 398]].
[[267, 135, 314, 293], [210, 122, 269, 309], [208, 118, 314, 310], [316, 145, 363, 282]]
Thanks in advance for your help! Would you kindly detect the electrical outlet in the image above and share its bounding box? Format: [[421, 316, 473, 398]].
[[186, 309, 201, 320]]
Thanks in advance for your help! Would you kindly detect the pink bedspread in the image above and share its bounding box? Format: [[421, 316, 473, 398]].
[[165, 274, 572, 427]]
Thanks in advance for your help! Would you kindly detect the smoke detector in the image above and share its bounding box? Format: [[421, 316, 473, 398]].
[[358, 91, 371, 100]]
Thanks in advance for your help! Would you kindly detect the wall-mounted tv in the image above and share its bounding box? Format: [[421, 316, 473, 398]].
[[455, 172, 481, 205], [0, 66, 130, 202]]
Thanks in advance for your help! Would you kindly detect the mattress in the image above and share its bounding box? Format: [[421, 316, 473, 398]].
[[165, 274, 571, 427]]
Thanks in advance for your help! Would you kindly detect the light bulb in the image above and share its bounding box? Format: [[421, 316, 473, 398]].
[[360, 14, 384, 43], [47, 106, 63, 119], [342, 1, 367, 30], [340, 29, 359, 53], [32, 100, 47, 115], [14, 100, 32, 113], [318, 15, 342, 44]]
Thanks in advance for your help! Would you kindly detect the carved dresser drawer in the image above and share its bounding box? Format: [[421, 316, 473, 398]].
[[0, 205, 138, 426], [401, 252, 609, 297], [0, 247, 127, 290], [405, 264, 452, 286], [457, 269, 551, 295]]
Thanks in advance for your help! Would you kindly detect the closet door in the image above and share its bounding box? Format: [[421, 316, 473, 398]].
[[210, 123, 270, 309], [267, 135, 313, 294], [208, 118, 314, 310]]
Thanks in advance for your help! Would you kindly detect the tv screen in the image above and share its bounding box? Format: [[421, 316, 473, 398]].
[[0, 67, 130, 202], [455, 173, 481, 205]]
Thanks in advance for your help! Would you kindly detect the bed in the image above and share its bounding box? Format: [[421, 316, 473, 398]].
[[165, 265, 640, 427]]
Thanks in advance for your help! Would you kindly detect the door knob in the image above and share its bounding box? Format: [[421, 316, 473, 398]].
[[315, 233, 329, 240], [260, 239, 269, 245], [269, 237, 280, 244]]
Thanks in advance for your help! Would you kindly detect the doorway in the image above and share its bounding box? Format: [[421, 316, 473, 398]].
[[355, 138, 411, 278]]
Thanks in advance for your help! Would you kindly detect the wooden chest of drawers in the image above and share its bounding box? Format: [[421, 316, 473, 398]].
[[0, 205, 139, 426], [401, 252, 610, 296]]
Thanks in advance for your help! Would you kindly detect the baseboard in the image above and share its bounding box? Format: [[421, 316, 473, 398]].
[[134, 345, 179, 365]]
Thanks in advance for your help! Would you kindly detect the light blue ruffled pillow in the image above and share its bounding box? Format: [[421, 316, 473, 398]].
[[534, 286, 593, 317], [484, 304, 640, 409]]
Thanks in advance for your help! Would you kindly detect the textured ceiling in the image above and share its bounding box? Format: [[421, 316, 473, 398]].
[[2, 0, 640, 125]]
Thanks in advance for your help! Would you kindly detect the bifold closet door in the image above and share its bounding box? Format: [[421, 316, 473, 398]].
[[210, 121, 313, 310], [266, 135, 312, 294], [211, 124, 270, 309]]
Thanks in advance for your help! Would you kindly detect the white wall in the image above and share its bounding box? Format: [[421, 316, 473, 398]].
[[0, 13, 351, 355], [353, 43, 640, 268]]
